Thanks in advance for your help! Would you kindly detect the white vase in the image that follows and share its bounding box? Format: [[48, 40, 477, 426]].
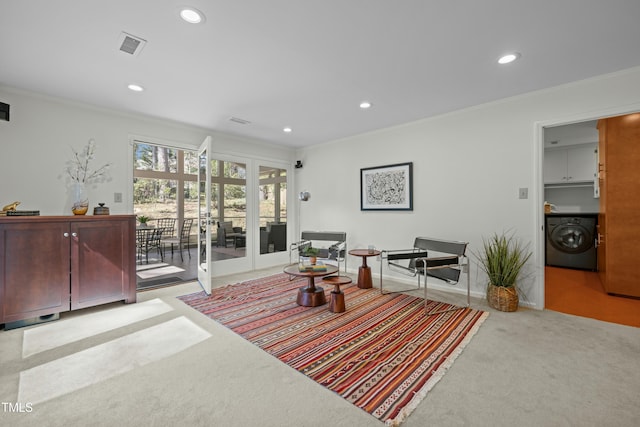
[[71, 182, 89, 215]]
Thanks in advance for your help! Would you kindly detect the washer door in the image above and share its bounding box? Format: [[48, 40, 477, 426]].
[[549, 224, 592, 254]]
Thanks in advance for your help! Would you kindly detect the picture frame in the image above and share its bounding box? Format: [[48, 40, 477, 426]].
[[360, 162, 413, 211]]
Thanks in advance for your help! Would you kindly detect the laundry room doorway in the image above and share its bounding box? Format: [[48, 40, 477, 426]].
[[541, 115, 640, 327]]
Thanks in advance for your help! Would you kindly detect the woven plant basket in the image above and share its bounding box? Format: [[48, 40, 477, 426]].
[[487, 283, 519, 312]]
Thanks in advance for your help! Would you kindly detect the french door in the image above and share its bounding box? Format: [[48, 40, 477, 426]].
[[255, 161, 291, 269], [197, 137, 212, 294], [198, 138, 255, 280]]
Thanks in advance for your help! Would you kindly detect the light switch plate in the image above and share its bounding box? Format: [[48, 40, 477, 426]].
[[518, 188, 528, 199], [114, 192, 123, 203]]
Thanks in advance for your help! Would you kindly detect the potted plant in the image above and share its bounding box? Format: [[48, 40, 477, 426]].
[[475, 232, 532, 312], [301, 246, 319, 265], [137, 215, 150, 227]]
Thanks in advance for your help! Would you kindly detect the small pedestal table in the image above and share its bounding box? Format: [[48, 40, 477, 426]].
[[348, 249, 381, 289]]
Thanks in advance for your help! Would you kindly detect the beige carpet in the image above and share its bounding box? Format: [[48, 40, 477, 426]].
[[22, 299, 174, 357], [18, 316, 210, 405]]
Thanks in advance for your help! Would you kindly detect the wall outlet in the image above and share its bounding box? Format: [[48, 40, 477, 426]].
[[114, 192, 123, 203], [518, 188, 528, 199]]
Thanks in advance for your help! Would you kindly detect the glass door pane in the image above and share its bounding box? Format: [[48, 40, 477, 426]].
[[132, 141, 198, 289], [258, 165, 287, 255], [214, 160, 247, 259]]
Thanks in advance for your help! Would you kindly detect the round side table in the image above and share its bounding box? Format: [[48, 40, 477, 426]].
[[283, 263, 338, 307], [348, 249, 381, 289], [322, 275, 352, 313]]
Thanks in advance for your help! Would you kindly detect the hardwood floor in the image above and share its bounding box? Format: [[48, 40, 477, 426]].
[[135, 245, 249, 290], [545, 266, 640, 327], [135, 248, 197, 290]]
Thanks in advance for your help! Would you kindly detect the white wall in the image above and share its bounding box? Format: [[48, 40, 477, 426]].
[[0, 87, 295, 217], [4, 66, 640, 308], [544, 187, 599, 213], [295, 66, 640, 309]]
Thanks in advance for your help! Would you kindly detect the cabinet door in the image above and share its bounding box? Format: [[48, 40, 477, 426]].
[[543, 149, 568, 183], [0, 222, 70, 323], [70, 219, 135, 310], [567, 145, 597, 182]]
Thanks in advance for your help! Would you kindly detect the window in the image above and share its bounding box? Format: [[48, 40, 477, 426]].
[[133, 142, 196, 221]]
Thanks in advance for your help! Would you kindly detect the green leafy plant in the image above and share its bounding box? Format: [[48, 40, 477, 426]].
[[137, 215, 150, 224], [301, 246, 319, 257], [475, 232, 532, 288]]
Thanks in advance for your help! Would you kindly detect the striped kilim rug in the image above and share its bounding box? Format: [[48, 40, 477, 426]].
[[178, 273, 488, 426]]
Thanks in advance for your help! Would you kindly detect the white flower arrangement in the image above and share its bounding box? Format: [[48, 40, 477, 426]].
[[65, 139, 112, 184]]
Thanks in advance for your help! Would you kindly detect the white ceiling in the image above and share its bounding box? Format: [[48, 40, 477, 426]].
[[2, 1, 640, 148]]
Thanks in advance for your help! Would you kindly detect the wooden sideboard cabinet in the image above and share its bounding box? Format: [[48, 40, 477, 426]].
[[0, 215, 136, 325]]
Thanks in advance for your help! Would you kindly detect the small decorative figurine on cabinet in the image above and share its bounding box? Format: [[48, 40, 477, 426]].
[[2, 201, 20, 211]]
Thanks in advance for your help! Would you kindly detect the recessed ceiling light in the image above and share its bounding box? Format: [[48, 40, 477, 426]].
[[360, 101, 372, 109], [180, 7, 205, 24], [283, 127, 292, 133], [127, 84, 144, 92], [498, 52, 521, 65]]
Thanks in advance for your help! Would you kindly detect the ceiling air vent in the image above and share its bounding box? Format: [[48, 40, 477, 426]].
[[118, 32, 146, 56], [229, 117, 251, 125]]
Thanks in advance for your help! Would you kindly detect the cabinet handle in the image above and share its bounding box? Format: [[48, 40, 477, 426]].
[[72, 232, 78, 237], [597, 233, 604, 245], [63, 232, 69, 238]]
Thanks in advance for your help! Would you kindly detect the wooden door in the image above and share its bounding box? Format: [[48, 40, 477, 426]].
[[0, 221, 70, 323], [597, 120, 607, 285], [599, 113, 640, 297], [70, 218, 135, 310]]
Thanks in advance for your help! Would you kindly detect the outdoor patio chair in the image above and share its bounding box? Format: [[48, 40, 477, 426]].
[[217, 221, 244, 248], [161, 218, 194, 262], [136, 227, 163, 264], [154, 217, 176, 239], [268, 222, 287, 252]]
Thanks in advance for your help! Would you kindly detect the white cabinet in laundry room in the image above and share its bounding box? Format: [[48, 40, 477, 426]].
[[544, 144, 597, 184]]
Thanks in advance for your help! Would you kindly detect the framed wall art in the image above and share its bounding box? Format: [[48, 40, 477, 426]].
[[360, 162, 413, 211]]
